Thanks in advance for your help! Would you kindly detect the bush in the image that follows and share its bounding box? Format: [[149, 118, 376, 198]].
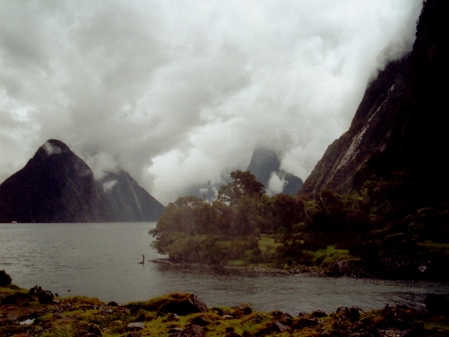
[[0, 270, 12, 286]]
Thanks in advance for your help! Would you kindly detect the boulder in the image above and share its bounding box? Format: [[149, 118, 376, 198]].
[[157, 294, 208, 316], [278, 313, 293, 326], [189, 316, 210, 326], [272, 320, 290, 332], [233, 304, 253, 316], [37, 290, 54, 304], [126, 322, 145, 331], [311, 310, 327, 318], [336, 307, 362, 321], [179, 325, 206, 337], [29, 284, 55, 303], [337, 260, 351, 275], [190, 294, 208, 312], [87, 323, 102, 336]]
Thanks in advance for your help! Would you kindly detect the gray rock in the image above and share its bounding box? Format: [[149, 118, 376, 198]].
[[126, 322, 145, 330], [157, 294, 208, 316], [272, 320, 290, 332], [180, 325, 206, 337]]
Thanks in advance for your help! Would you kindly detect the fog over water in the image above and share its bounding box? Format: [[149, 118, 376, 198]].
[[0, 0, 422, 204]]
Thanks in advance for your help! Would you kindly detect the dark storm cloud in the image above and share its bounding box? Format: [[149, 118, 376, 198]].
[[0, 0, 422, 204]]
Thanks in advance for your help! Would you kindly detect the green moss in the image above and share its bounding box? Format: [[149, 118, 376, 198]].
[[0, 283, 28, 295], [312, 245, 352, 267], [2, 284, 449, 337], [258, 237, 282, 252]]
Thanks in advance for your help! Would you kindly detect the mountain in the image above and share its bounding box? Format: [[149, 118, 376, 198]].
[[99, 170, 165, 222], [299, 0, 448, 209], [247, 147, 303, 195], [0, 139, 165, 223], [0, 139, 109, 223], [293, 0, 449, 279], [179, 147, 303, 201]]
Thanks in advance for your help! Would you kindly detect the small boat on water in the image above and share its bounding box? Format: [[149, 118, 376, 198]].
[[11, 221, 17, 224]]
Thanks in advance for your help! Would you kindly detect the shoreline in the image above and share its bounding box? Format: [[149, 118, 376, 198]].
[[1, 282, 449, 336], [151, 258, 447, 282]]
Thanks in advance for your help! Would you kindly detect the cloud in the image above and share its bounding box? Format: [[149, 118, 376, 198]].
[[43, 141, 63, 156], [102, 180, 118, 192], [267, 172, 285, 196], [84, 151, 119, 181], [0, 0, 422, 204]]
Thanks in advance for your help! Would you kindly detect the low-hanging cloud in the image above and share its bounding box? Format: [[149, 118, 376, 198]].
[[0, 0, 422, 205]]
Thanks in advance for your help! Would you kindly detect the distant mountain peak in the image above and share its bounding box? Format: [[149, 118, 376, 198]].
[[0, 140, 164, 223], [247, 146, 303, 195], [41, 139, 70, 155]]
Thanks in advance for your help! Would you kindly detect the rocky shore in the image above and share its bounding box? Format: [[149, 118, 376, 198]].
[[1, 279, 449, 337]]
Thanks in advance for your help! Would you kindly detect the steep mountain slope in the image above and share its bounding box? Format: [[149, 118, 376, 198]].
[[99, 170, 165, 222], [247, 147, 303, 195], [300, 0, 448, 209], [0, 139, 109, 223], [0, 139, 165, 223]]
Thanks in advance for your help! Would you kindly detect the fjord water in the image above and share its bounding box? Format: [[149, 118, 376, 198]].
[[1, 222, 448, 314]]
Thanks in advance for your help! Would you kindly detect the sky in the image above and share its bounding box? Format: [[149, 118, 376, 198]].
[[0, 0, 422, 205]]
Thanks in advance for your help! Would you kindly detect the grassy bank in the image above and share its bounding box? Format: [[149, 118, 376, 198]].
[[1, 282, 449, 337]]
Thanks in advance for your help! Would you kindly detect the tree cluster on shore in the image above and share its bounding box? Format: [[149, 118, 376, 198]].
[[150, 170, 449, 280]]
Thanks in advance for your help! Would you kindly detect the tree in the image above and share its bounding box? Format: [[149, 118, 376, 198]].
[[217, 170, 265, 206], [271, 194, 305, 233]]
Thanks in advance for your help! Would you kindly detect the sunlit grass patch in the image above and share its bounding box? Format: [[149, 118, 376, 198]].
[[312, 245, 352, 267], [39, 322, 80, 337], [0, 284, 28, 296], [238, 312, 271, 334], [258, 236, 282, 252]]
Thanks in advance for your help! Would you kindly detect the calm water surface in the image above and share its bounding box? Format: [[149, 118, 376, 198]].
[[1, 222, 448, 314]]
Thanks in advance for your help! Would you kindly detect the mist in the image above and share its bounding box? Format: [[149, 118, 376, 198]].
[[0, 0, 422, 205]]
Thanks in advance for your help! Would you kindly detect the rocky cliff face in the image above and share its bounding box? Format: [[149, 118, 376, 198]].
[[0, 139, 164, 223], [99, 170, 165, 222], [300, 0, 448, 208], [247, 147, 303, 195]]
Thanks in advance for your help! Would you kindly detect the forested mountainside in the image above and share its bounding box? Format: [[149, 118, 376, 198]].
[[150, 0, 449, 280], [0, 139, 164, 223]]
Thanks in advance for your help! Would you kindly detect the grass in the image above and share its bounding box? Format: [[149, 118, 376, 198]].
[[0, 283, 28, 296], [258, 236, 282, 252], [312, 245, 353, 267], [2, 283, 449, 336]]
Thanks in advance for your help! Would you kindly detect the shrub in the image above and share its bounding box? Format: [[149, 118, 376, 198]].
[[0, 270, 12, 286]]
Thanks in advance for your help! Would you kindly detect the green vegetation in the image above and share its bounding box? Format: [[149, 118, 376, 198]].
[[151, 169, 449, 279], [2, 283, 448, 336]]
